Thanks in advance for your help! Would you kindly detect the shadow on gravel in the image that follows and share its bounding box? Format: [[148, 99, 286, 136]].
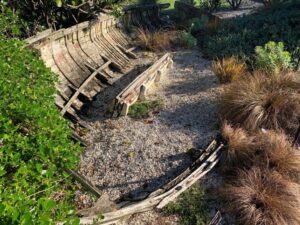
[[96, 152, 194, 202]]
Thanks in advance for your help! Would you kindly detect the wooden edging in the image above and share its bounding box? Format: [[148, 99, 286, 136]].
[[113, 53, 173, 117], [69, 139, 223, 225]]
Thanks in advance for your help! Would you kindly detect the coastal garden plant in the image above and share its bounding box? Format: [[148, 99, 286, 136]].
[[219, 71, 300, 137], [165, 185, 208, 225], [0, 8, 81, 225], [199, 0, 300, 68], [220, 124, 300, 225], [212, 57, 246, 83], [255, 41, 292, 74]]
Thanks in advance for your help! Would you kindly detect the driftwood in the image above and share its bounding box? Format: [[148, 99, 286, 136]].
[[208, 211, 222, 225], [113, 53, 173, 117], [73, 139, 223, 225], [65, 168, 102, 198], [25, 5, 168, 128]]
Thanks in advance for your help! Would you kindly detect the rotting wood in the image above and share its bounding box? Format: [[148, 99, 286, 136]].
[[25, 5, 171, 128], [113, 53, 173, 117], [61, 61, 111, 115], [65, 168, 102, 198], [68, 140, 223, 225]]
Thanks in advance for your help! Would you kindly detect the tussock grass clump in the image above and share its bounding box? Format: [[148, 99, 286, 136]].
[[221, 123, 255, 169], [255, 131, 300, 182], [212, 57, 246, 83], [220, 167, 300, 225], [222, 124, 300, 182], [136, 28, 179, 52], [219, 72, 300, 136]]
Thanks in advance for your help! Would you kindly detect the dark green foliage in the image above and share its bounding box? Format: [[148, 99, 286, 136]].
[[199, 1, 300, 68], [164, 185, 208, 225], [1, 0, 125, 36], [128, 100, 162, 119], [0, 9, 81, 225], [177, 31, 197, 48], [189, 16, 209, 34]]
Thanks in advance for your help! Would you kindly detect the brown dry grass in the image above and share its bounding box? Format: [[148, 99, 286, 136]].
[[219, 72, 300, 136], [221, 124, 300, 182], [212, 57, 246, 83], [136, 28, 179, 52], [221, 123, 255, 168], [220, 167, 300, 225]]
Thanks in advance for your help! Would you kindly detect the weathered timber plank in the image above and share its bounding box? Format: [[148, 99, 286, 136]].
[[61, 61, 111, 115], [65, 168, 101, 197], [70, 140, 223, 225]]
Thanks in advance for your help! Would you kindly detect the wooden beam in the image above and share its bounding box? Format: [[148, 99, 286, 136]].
[[65, 168, 102, 198], [60, 61, 111, 115], [71, 140, 223, 225]]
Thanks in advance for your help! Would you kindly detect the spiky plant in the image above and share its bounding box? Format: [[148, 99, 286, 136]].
[[219, 72, 300, 137], [220, 167, 300, 225], [212, 57, 246, 84]]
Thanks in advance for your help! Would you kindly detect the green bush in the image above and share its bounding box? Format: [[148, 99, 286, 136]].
[[189, 16, 209, 34], [164, 185, 208, 225], [199, 1, 300, 68], [177, 31, 197, 48], [0, 9, 81, 225], [128, 100, 162, 119], [255, 41, 292, 74]]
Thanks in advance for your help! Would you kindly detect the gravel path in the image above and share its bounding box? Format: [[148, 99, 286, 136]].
[[78, 49, 221, 223]]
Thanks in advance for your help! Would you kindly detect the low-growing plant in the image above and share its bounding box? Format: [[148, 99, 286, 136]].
[[164, 185, 208, 225], [0, 9, 81, 224], [128, 100, 162, 119], [176, 31, 197, 48], [200, 0, 221, 11], [219, 71, 300, 136], [212, 57, 246, 83], [199, 1, 300, 68], [220, 167, 300, 225], [255, 41, 292, 74]]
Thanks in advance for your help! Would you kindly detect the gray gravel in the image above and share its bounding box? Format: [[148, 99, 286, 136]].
[[78, 49, 221, 223]]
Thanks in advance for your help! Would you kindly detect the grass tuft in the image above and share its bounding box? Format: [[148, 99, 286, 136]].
[[136, 28, 179, 52], [219, 71, 300, 136], [212, 57, 246, 83], [220, 167, 300, 225]]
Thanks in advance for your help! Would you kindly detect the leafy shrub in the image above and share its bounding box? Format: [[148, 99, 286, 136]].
[[220, 167, 300, 225], [165, 185, 208, 225], [2, 0, 119, 36], [176, 31, 197, 48], [0, 9, 81, 225], [212, 57, 246, 83], [200, 0, 221, 11], [226, 0, 242, 9], [219, 71, 300, 137], [200, 1, 300, 68], [136, 28, 179, 52], [255, 41, 292, 74], [189, 16, 209, 34]]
